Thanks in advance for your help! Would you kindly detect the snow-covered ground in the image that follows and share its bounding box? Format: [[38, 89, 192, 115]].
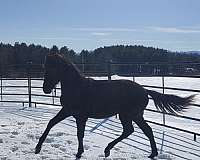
[[0, 76, 200, 159]]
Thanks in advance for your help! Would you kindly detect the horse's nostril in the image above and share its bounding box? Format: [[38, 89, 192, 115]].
[[43, 83, 52, 94], [43, 87, 51, 94]]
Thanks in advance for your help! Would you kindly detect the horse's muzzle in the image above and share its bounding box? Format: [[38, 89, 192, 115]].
[[43, 83, 52, 94]]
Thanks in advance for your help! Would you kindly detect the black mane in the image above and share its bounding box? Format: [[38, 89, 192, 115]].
[[46, 53, 82, 77]]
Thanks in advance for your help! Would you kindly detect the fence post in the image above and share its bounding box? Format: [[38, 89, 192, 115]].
[[0, 67, 2, 102], [162, 76, 166, 125], [28, 76, 31, 107], [107, 60, 119, 118], [194, 134, 197, 141], [27, 62, 32, 107], [0, 75, 2, 102], [52, 88, 56, 105], [52, 91, 55, 104]]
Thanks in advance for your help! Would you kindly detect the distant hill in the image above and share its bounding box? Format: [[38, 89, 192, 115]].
[[185, 51, 200, 55], [1, 42, 200, 77]]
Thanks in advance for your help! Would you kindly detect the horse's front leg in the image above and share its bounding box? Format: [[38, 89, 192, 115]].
[[75, 116, 87, 158], [35, 108, 69, 154]]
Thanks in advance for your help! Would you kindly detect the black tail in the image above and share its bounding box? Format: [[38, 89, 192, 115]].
[[147, 90, 195, 115]]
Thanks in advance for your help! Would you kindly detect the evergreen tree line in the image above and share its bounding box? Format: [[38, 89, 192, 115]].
[[1, 42, 200, 77]]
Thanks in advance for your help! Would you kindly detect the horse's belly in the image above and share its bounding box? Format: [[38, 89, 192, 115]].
[[86, 90, 148, 118], [89, 113, 115, 119], [87, 104, 118, 119]]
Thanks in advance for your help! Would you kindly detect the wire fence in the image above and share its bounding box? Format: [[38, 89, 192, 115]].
[[0, 62, 200, 142]]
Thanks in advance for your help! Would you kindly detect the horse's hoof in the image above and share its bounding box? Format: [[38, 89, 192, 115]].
[[148, 151, 158, 159], [35, 145, 41, 154], [76, 153, 82, 159], [76, 148, 84, 159], [104, 150, 110, 157]]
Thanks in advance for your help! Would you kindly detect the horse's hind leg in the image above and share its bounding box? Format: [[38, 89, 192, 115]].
[[104, 114, 134, 157], [134, 117, 158, 158], [75, 116, 87, 158], [35, 108, 69, 154]]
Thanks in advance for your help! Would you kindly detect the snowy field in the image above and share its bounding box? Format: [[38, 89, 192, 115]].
[[0, 76, 200, 159]]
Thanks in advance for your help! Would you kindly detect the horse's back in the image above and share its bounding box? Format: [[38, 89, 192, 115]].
[[84, 79, 149, 118]]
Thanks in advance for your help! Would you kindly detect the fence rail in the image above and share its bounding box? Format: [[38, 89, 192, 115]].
[[2, 61, 200, 78], [1, 62, 200, 142]]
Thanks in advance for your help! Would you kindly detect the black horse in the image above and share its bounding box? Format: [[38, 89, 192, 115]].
[[35, 53, 195, 159]]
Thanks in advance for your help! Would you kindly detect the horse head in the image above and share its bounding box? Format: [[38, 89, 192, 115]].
[[43, 53, 64, 94], [43, 51, 82, 94]]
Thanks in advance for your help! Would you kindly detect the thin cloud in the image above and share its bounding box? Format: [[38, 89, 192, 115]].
[[91, 32, 111, 36], [150, 27, 200, 33], [16, 36, 91, 41], [71, 27, 141, 32]]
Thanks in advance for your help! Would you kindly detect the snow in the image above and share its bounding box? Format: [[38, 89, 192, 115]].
[[0, 76, 200, 159]]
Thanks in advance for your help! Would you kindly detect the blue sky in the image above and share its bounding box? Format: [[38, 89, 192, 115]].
[[1, 0, 200, 52]]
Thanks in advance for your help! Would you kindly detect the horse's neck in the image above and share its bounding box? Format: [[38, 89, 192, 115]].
[[60, 68, 85, 95]]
